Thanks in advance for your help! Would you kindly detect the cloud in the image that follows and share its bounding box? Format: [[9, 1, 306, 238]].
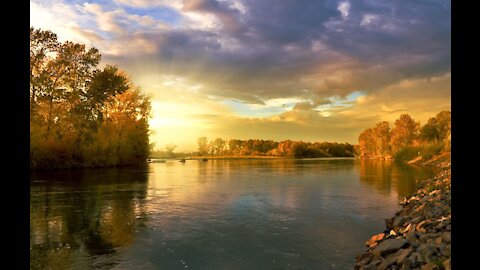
[[338, 1, 350, 18], [182, 0, 245, 33], [114, 0, 183, 9]]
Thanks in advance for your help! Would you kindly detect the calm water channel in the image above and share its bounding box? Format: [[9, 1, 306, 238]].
[[30, 158, 435, 270]]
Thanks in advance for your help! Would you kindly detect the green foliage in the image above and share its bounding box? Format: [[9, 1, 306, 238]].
[[419, 143, 444, 160], [30, 28, 151, 169], [393, 146, 422, 162]]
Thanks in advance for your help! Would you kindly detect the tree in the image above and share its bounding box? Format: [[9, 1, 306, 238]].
[[435, 111, 451, 142], [30, 27, 151, 169], [390, 114, 420, 153], [212, 138, 226, 155], [358, 128, 375, 157], [228, 139, 243, 154], [197, 137, 209, 156], [420, 117, 440, 142], [30, 27, 59, 115], [373, 121, 391, 157], [163, 144, 177, 158]]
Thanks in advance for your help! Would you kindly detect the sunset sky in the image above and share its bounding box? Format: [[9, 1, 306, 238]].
[[31, 0, 451, 152]]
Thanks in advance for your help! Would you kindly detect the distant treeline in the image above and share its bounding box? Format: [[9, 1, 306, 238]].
[[195, 137, 355, 158], [358, 111, 450, 161], [30, 28, 151, 169]]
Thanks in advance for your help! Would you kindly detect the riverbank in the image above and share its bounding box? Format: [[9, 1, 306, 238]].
[[354, 153, 451, 270], [188, 156, 355, 160], [189, 155, 283, 160]]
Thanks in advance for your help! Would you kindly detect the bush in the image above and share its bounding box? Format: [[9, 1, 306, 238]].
[[393, 146, 422, 162], [420, 143, 444, 160]]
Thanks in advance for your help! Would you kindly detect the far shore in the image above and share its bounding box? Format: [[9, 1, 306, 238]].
[[149, 156, 356, 160]]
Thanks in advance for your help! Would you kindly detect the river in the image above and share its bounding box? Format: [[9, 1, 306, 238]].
[[30, 158, 435, 269]]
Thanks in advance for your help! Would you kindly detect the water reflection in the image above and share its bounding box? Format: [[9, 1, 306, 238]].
[[30, 166, 149, 269], [358, 160, 436, 199], [30, 159, 435, 269]]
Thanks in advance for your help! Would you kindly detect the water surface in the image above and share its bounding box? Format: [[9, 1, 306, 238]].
[[30, 158, 435, 269]]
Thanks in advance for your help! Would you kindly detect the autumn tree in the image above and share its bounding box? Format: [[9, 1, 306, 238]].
[[358, 128, 376, 158], [211, 138, 226, 155], [197, 137, 209, 156], [373, 121, 391, 157], [228, 139, 243, 154], [30, 27, 151, 169], [357, 111, 450, 161], [163, 144, 177, 158], [390, 114, 420, 154]]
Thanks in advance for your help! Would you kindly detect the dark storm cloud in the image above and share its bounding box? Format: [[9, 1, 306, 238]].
[[101, 0, 449, 103]]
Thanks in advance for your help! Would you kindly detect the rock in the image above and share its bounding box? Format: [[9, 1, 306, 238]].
[[442, 259, 451, 270], [410, 252, 425, 265], [434, 237, 442, 246], [375, 260, 390, 270], [439, 244, 450, 257], [405, 229, 417, 242], [369, 258, 383, 267], [421, 263, 438, 270], [411, 216, 422, 224], [416, 220, 428, 233], [366, 233, 385, 248], [417, 244, 438, 258], [356, 252, 372, 262], [356, 252, 373, 265], [362, 264, 377, 270], [441, 232, 451, 243], [393, 216, 405, 227], [385, 217, 394, 230], [401, 223, 412, 234], [373, 238, 408, 255], [392, 247, 412, 264]]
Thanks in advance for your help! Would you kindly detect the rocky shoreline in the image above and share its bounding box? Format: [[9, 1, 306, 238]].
[[354, 155, 451, 270]]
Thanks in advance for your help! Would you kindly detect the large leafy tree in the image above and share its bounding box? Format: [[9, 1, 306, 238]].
[[30, 27, 151, 169], [390, 114, 420, 153]]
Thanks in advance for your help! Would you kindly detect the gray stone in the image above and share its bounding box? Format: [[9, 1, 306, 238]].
[[439, 244, 450, 257], [356, 252, 371, 260], [410, 252, 425, 264], [362, 264, 376, 270], [393, 216, 405, 227], [405, 229, 417, 242], [417, 244, 438, 258], [373, 238, 408, 255], [390, 247, 412, 265], [411, 216, 422, 224], [441, 232, 451, 243]]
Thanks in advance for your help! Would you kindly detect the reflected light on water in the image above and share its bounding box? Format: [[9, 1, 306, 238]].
[[30, 159, 435, 269]]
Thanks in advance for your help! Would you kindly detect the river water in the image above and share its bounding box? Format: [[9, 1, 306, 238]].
[[30, 158, 435, 269]]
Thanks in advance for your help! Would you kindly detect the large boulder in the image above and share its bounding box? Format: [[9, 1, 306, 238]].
[[373, 238, 408, 255]]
